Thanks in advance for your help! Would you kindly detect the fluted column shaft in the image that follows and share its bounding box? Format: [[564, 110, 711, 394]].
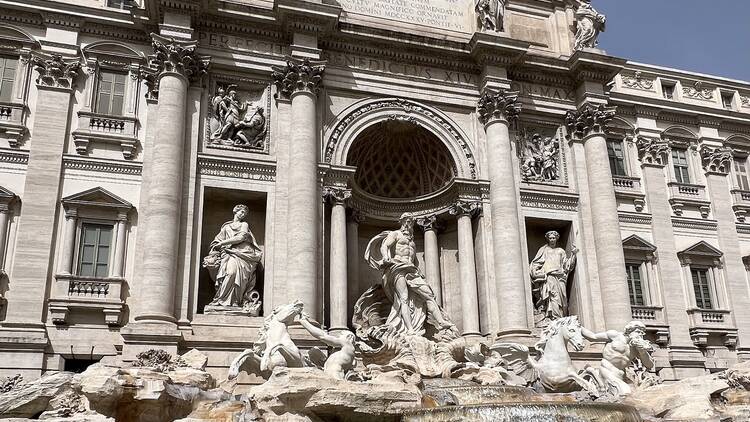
[[568, 104, 631, 329], [134, 35, 208, 324], [346, 210, 363, 321], [477, 90, 528, 335], [325, 187, 350, 332], [59, 208, 78, 275], [273, 59, 325, 318], [0, 205, 9, 271], [451, 202, 481, 337], [417, 215, 442, 305]]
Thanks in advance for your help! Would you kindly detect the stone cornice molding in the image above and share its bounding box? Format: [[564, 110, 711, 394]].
[[696, 115, 722, 129], [700, 145, 733, 175], [41, 11, 83, 29], [634, 105, 660, 119], [468, 31, 528, 67], [275, 0, 341, 35], [520, 189, 579, 211], [272, 57, 325, 98], [448, 200, 482, 218], [31, 52, 81, 90], [636, 136, 670, 167], [568, 50, 626, 85], [197, 154, 276, 182], [148, 33, 210, 82], [564, 103, 616, 141], [476, 89, 521, 126], [322, 186, 352, 206]]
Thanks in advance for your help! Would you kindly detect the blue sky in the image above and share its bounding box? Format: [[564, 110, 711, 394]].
[[594, 0, 749, 82]]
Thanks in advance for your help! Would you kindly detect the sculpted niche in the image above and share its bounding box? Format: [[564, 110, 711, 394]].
[[207, 83, 269, 152], [530, 230, 578, 326], [203, 204, 263, 316]]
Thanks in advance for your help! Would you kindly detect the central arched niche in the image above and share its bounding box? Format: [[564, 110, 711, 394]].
[[346, 120, 457, 199]]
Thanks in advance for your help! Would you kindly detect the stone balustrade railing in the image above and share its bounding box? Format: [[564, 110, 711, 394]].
[[48, 274, 125, 326], [612, 175, 642, 191], [686, 308, 736, 347], [0, 101, 28, 147], [72, 111, 139, 159], [630, 305, 663, 321], [68, 279, 110, 297], [668, 182, 706, 199]]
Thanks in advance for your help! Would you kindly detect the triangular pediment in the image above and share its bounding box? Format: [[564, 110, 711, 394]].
[[61, 187, 132, 210], [0, 185, 17, 204], [678, 241, 723, 259], [622, 235, 657, 253]]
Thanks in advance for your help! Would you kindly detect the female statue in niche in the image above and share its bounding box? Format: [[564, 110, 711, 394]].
[[530, 230, 578, 325], [203, 204, 263, 315]]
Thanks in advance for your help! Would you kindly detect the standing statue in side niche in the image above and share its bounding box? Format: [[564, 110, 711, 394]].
[[581, 321, 658, 396], [298, 314, 356, 380], [530, 231, 578, 325], [203, 204, 263, 315], [475, 0, 506, 32], [228, 301, 305, 380], [573, 0, 606, 50]]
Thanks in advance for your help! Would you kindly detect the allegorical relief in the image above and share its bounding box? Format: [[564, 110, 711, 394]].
[[518, 128, 561, 183], [203, 204, 264, 316], [207, 83, 269, 152]]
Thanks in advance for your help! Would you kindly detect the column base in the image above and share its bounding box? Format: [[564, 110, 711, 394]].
[[0, 325, 48, 379], [328, 326, 350, 336], [461, 331, 484, 340], [120, 321, 182, 362]]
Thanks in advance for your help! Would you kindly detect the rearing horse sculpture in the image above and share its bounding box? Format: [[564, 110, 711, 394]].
[[527, 316, 598, 393]]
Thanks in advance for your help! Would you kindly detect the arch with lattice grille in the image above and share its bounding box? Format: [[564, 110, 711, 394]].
[[324, 98, 477, 183]]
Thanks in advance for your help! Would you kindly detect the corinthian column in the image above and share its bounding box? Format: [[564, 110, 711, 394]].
[[449, 201, 482, 337], [272, 59, 325, 318], [566, 103, 631, 329], [323, 186, 351, 333], [133, 34, 209, 324], [476, 89, 529, 336]]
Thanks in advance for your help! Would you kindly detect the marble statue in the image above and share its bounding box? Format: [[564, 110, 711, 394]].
[[363, 212, 456, 338], [298, 314, 356, 380], [203, 205, 263, 315], [530, 231, 577, 325], [573, 0, 606, 51], [475, 0, 505, 32], [520, 133, 560, 182], [527, 316, 598, 393], [581, 321, 658, 396], [209, 85, 266, 149], [228, 301, 305, 380]]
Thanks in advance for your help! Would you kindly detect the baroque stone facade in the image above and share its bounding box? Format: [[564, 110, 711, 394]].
[[0, 0, 748, 387]]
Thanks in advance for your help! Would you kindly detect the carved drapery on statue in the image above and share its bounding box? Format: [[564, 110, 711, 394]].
[[529, 230, 577, 326], [517, 128, 561, 182], [203, 204, 263, 316], [271, 58, 325, 98], [573, 0, 606, 51], [475, 0, 506, 32], [207, 83, 268, 151]]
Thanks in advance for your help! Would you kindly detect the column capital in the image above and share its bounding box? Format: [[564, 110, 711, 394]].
[[31, 53, 81, 90], [700, 145, 733, 175], [322, 186, 351, 205], [272, 57, 325, 99], [415, 215, 441, 232], [564, 102, 616, 141], [477, 88, 521, 125], [636, 136, 670, 168], [347, 207, 366, 224], [449, 200, 482, 218], [148, 33, 210, 82], [0, 203, 9, 213], [117, 211, 129, 222], [63, 206, 78, 219]]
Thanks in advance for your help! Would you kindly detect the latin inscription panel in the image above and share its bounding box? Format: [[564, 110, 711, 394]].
[[339, 0, 474, 33]]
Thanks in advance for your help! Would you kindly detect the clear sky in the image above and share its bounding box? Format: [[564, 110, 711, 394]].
[[594, 0, 750, 82]]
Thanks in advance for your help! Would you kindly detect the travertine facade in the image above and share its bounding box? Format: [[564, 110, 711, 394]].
[[0, 0, 748, 384]]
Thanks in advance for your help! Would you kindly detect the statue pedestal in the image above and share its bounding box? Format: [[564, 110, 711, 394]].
[[203, 304, 261, 317]]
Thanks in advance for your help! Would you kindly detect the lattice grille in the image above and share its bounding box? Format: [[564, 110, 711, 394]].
[[347, 121, 456, 199]]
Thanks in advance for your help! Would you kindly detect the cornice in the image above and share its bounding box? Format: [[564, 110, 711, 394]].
[[520, 189, 579, 211], [508, 66, 574, 89], [568, 49, 626, 84], [196, 17, 286, 42], [671, 217, 718, 231], [0, 7, 44, 27], [274, 0, 341, 36], [81, 22, 153, 43], [618, 212, 652, 225], [0, 149, 29, 165], [63, 156, 142, 175], [468, 31, 529, 67], [197, 154, 276, 182]]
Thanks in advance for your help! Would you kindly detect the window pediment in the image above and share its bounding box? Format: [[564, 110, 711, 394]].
[[0, 24, 39, 50], [622, 234, 657, 254], [61, 187, 132, 211], [678, 241, 723, 266]]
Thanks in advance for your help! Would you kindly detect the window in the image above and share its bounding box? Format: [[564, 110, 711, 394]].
[[607, 140, 627, 176], [626, 263, 645, 306], [106, 0, 134, 9], [662, 82, 675, 100], [95, 71, 126, 115], [672, 148, 690, 184], [691, 268, 713, 310], [721, 92, 734, 110], [735, 158, 750, 190], [0, 57, 17, 102], [77, 223, 113, 277]]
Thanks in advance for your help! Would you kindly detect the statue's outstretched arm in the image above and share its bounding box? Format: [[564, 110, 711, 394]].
[[299, 317, 341, 347], [580, 327, 609, 341]]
